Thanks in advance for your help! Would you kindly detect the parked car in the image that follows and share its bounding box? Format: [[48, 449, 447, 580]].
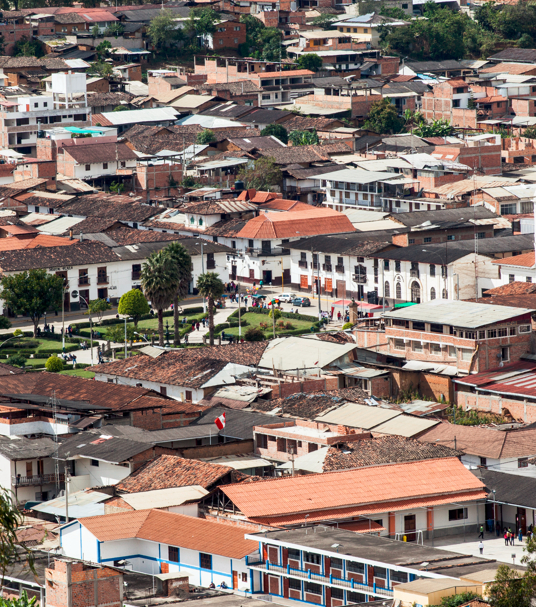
[[278, 293, 297, 303], [292, 297, 311, 307]]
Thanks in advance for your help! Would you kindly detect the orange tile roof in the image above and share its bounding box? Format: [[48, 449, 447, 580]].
[[237, 208, 355, 239], [221, 457, 485, 521], [259, 200, 313, 212], [480, 62, 536, 75], [476, 95, 508, 103], [251, 490, 488, 525], [0, 224, 37, 235], [492, 252, 535, 268], [79, 509, 259, 559], [0, 234, 77, 251]]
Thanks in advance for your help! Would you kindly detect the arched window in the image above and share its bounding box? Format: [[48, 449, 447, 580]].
[[430, 287, 436, 300], [199, 218, 203, 226], [411, 281, 421, 303], [442, 288, 448, 299], [396, 281, 402, 300], [384, 281, 390, 298], [190, 217, 194, 224]]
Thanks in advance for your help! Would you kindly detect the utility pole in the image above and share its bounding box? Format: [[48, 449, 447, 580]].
[[64, 455, 70, 523], [200, 242, 206, 313]]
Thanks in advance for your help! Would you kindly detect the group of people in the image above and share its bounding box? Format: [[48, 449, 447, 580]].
[[38, 324, 55, 336], [60, 352, 77, 365]]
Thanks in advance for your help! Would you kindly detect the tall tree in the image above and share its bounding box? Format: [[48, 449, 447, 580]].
[[164, 241, 192, 345], [289, 129, 320, 146], [296, 53, 322, 72], [148, 9, 183, 56], [0, 270, 63, 338], [260, 124, 288, 144], [196, 272, 224, 346], [141, 250, 180, 346], [364, 98, 404, 134], [117, 289, 150, 328], [184, 7, 219, 47], [237, 157, 282, 190]]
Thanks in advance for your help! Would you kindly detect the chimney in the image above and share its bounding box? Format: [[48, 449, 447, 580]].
[[69, 229, 73, 240], [79, 232, 83, 242]]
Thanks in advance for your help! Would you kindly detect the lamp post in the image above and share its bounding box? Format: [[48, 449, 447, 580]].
[[78, 295, 93, 366], [165, 321, 170, 346], [123, 317, 132, 359], [196, 241, 206, 313], [134, 332, 149, 343]]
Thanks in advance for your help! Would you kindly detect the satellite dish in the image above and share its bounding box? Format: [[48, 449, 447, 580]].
[[71, 290, 79, 299]]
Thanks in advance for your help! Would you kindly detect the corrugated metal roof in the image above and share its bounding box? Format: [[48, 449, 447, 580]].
[[316, 401, 401, 429], [259, 337, 356, 371], [36, 216, 84, 235], [372, 415, 439, 438], [200, 454, 273, 470], [311, 168, 399, 183], [98, 107, 178, 126], [383, 300, 534, 328], [119, 485, 208, 509], [33, 490, 109, 518]]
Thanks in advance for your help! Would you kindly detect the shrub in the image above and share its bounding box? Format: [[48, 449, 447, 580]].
[[6, 353, 27, 368], [245, 327, 265, 341], [45, 355, 64, 373], [268, 308, 282, 320], [277, 320, 285, 328], [285, 321, 294, 329], [342, 322, 354, 330], [259, 321, 268, 330]]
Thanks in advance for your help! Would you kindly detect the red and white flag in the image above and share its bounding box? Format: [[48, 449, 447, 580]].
[[214, 412, 226, 430]]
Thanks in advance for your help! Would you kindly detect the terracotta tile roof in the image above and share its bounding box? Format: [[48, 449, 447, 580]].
[[90, 342, 267, 388], [480, 62, 536, 74], [116, 454, 235, 493], [492, 252, 535, 268], [57, 193, 158, 223], [257, 145, 332, 165], [315, 331, 355, 344], [0, 240, 118, 272], [476, 95, 508, 103], [69, 217, 124, 235], [0, 373, 165, 412], [63, 143, 137, 164], [259, 200, 313, 212], [282, 116, 342, 132], [251, 387, 367, 418], [0, 362, 23, 376], [221, 457, 487, 521], [103, 227, 188, 245], [0, 234, 78, 252], [484, 282, 536, 296], [323, 436, 461, 471], [237, 208, 355, 239], [79, 509, 258, 558]]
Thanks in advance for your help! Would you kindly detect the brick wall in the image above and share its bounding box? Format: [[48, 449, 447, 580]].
[[87, 78, 110, 93], [148, 76, 177, 98], [130, 446, 177, 470], [134, 163, 183, 196], [104, 496, 134, 514], [377, 56, 399, 76], [46, 559, 123, 607], [391, 224, 493, 246], [275, 376, 339, 398], [212, 20, 246, 50], [415, 172, 465, 191], [390, 369, 453, 402], [456, 387, 536, 423]]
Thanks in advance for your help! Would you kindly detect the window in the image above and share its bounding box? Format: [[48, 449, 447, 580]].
[[478, 232, 486, 239], [520, 325, 531, 333], [396, 282, 402, 300], [304, 552, 321, 565], [90, 459, 99, 467], [257, 434, 267, 449], [409, 239, 415, 244], [449, 507, 468, 521], [85, 164, 90, 171], [480, 457, 487, 467], [448, 346, 456, 358], [160, 386, 167, 396], [395, 260, 401, 273], [424, 237, 432, 243], [347, 561, 364, 573], [528, 277, 533, 283], [430, 287, 436, 300], [120, 161, 126, 168], [248, 239, 254, 248], [331, 588, 344, 600], [384, 260, 389, 270], [308, 442, 318, 453], [393, 339, 405, 350], [331, 557, 343, 570], [288, 548, 300, 560], [460, 348, 472, 361], [103, 162, 108, 169], [391, 570, 408, 583], [241, 572, 247, 582], [384, 281, 390, 298], [374, 567, 387, 579], [498, 328, 508, 337], [487, 329, 497, 338], [442, 289, 448, 299], [509, 274, 515, 283], [168, 546, 179, 562], [441, 265, 448, 278], [456, 87, 465, 94], [501, 347, 509, 361], [510, 326, 517, 335], [200, 553, 212, 570], [412, 341, 423, 352], [500, 203, 517, 215], [305, 582, 321, 595], [519, 457, 529, 468], [234, 25, 240, 30], [431, 343, 442, 355], [289, 578, 301, 590], [429, 265, 436, 278], [447, 235, 455, 241]]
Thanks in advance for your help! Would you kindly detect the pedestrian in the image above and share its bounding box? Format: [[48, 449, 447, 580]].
[[478, 525, 484, 540], [196, 322, 200, 331], [504, 529, 509, 545], [519, 528, 523, 543], [182, 316, 187, 325], [51, 325, 55, 334], [478, 540, 484, 555], [184, 333, 189, 345], [337, 311, 342, 321]]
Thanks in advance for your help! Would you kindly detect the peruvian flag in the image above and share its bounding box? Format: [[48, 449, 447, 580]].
[[215, 412, 226, 430]]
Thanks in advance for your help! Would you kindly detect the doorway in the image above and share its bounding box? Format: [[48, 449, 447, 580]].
[[517, 507, 527, 534], [336, 280, 346, 298], [404, 514, 416, 542], [411, 282, 421, 303], [232, 570, 238, 589], [263, 270, 272, 284]]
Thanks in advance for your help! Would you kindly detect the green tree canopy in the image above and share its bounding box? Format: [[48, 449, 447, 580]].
[[87, 61, 113, 78], [6, 354, 26, 369], [184, 7, 220, 44], [112, 105, 130, 112], [141, 250, 180, 346], [289, 129, 320, 146], [164, 241, 192, 344], [197, 272, 224, 346], [13, 37, 43, 57], [237, 157, 282, 190], [364, 98, 404, 134], [245, 326, 264, 341], [118, 289, 150, 327], [310, 14, 337, 30], [88, 298, 112, 323], [96, 40, 111, 58], [413, 118, 454, 138], [432, 592, 480, 607], [0, 270, 63, 337], [197, 129, 216, 144], [105, 323, 136, 344], [45, 355, 64, 373], [238, 14, 286, 61], [260, 124, 288, 144], [148, 9, 183, 54], [296, 53, 323, 72]]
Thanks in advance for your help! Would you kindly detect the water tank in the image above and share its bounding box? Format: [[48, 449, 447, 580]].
[[234, 180, 244, 191]]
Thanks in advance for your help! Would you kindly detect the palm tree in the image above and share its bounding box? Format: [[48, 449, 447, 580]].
[[165, 241, 192, 345], [197, 272, 224, 346], [141, 250, 180, 346]]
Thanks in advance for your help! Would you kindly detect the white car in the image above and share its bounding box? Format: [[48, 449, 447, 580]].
[[278, 293, 297, 303]]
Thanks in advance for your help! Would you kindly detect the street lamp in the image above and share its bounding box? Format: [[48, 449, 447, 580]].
[[123, 317, 133, 359], [78, 295, 93, 366], [165, 321, 170, 346], [195, 241, 206, 313], [134, 332, 149, 343]]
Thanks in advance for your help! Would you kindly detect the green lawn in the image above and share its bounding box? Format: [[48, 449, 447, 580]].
[[60, 369, 95, 378], [215, 313, 315, 338], [135, 312, 207, 332]]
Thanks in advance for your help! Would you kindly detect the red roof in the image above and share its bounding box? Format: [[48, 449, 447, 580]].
[[476, 95, 508, 104], [221, 457, 486, 522], [237, 208, 355, 239], [0, 234, 77, 252], [493, 252, 535, 268]]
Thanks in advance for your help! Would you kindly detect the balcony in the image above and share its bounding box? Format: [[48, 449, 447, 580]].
[[335, 264, 345, 274], [97, 274, 109, 285], [247, 560, 393, 600], [353, 274, 367, 284], [299, 260, 308, 269], [131, 271, 141, 281], [13, 473, 64, 487], [323, 264, 332, 272], [247, 247, 291, 258], [78, 277, 90, 286]]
